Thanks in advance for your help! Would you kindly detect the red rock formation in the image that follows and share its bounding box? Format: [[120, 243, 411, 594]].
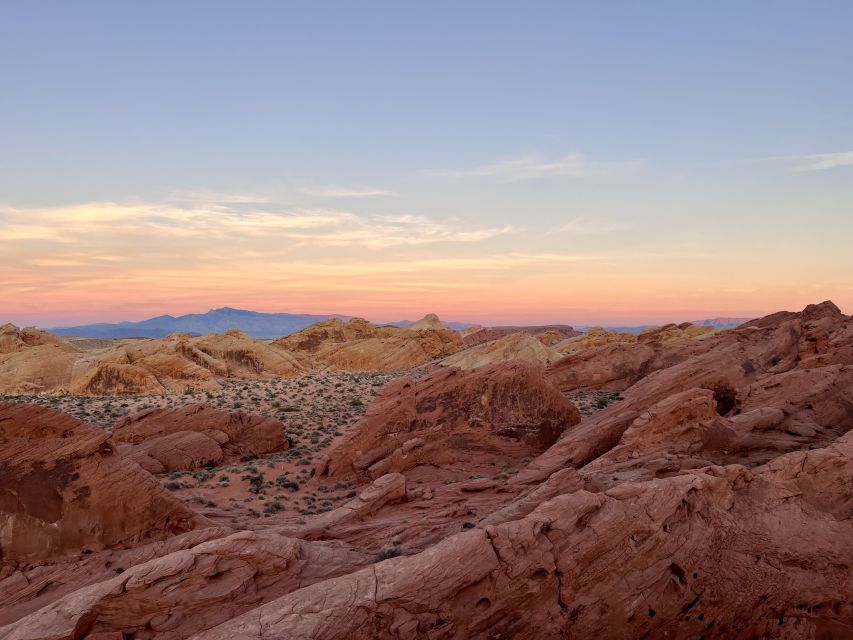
[[440, 332, 559, 369], [0, 530, 370, 640], [321, 361, 581, 480], [272, 317, 388, 352], [1, 325, 310, 396], [0, 324, 76, 354], [2, 301, 852, 639], [462, 324, 580, 347], [0, 324, 82, 394], [273, 315, 465, 372], [70, 330, 305, 395], [523, 300, 853, 484], [0, 403, 207, 563], [192, 434, 853, 639], [111, 404, 289, 473], [280, 473, 408, 540], [553, 326, 638, 355], [634, 303, 843, 392]]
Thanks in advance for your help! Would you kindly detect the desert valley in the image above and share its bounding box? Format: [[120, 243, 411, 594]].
[[3, 3, 852, 638], [0, 302, 851, 638]]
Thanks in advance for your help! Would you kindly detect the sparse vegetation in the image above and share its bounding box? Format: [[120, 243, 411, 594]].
[[374, 546, 401, 561], [568, 390, 623, 416]]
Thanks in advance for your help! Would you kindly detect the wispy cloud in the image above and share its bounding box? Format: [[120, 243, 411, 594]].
[[761, 151, 853, 172], [431, 153, 641, 182], [166, 189, 271, 204], [164, 185, 398, 203], [297, 184, 397, 198], [0, 199, 508, 250], [558, 217, 633, 235]]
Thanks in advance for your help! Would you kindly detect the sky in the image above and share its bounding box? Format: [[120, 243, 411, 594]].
[[2, 1, 852, 327]]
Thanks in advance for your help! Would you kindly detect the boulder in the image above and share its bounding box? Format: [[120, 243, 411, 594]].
[[0, 403, 207, 563], [111, 404, 288, 473], [322, 361, 580, 480]]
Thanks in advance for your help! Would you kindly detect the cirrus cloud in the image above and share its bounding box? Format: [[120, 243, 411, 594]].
[[558, 216, 633, 235], [296, 184, 397, 198], [760, 151, 853, 172], [0, 199, 511, 250], [430, 152, 642, 182]]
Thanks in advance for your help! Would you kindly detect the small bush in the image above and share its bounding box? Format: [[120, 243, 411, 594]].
[[374, 546, 401, 561]]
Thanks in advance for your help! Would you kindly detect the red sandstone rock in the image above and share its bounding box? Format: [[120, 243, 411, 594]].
[[2, 301, 852, 639], [192, 433, 853, 639], [280, 473, 408, 540], [521, 301, 853, 484], [111, 404, 288, 473], [0, 403, 208, 563], [461, 325, 580, 347], [0, 529, 370, 640], [320, 361, 581, 480]]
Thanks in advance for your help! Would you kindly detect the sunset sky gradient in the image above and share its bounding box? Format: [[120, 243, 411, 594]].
[[2, 2, 852, 327]]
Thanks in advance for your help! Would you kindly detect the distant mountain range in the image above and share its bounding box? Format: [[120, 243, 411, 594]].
[[49, 307, 752, 340], [52, 307, 351, 339], [50, 307, 475, 339]]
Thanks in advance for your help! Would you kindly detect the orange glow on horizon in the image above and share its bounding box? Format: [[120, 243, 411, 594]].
[[2, 200, 851, 327]]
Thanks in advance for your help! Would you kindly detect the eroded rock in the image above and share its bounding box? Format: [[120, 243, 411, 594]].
[[0, 403, 207, 563]]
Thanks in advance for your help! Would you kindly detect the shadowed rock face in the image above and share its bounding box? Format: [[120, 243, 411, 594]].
[[1, 301, 852, 639], [320, 360, 581, 480], [0, 403, 208, 563], [111, 404, 289, 473]]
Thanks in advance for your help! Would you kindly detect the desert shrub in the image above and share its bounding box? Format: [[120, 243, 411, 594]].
[[263, 499, 285, 514], [374, 546, 401, 561], [275, 474, 299, 491], [242, 471, 266, 493]]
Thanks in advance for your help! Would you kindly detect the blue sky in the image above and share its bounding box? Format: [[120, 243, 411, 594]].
[[1, 2, 852, 326]]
